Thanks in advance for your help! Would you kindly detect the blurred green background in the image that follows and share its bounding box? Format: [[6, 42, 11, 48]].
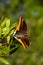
[[0, 0, 43, 65]]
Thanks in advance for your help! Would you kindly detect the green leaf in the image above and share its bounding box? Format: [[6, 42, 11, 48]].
[[2, 27, 9, 35], [2, 27, 7, 34], [0, 28, 2, 37], [9, 30, 14, 35], [10, 22, 18, 30], [1, 18, 7, 27], [0, 43, 2, 47], [6, 19, 10, 27], [0, 57, 9, 64], [7, 36, 10, 43], [2, 45, 10, 54], [9, 47, 19, 55]]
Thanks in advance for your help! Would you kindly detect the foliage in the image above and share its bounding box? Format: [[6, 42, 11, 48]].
[[0, 18, 18, 55]]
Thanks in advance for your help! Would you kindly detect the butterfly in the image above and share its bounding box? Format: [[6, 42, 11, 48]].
[[13, 17, 30, 49]]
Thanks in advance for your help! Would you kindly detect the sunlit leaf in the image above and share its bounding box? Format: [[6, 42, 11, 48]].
[[0, 43, 2, 47], [0, 57, 9, 64], [9, 30, 14, 35], [2, 45, 10, 54], [0, 28, 2, 37], [6, 19, 10, 27], [2, 27, 7, 34], [1, 18, 7, 27], [10, 22, 18, 30], [7, 36, 10, 43]]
